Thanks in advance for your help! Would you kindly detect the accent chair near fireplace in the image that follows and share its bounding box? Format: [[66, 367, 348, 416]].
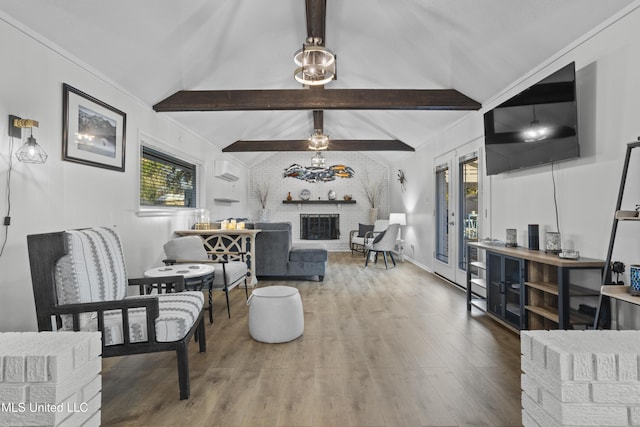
[[254, 222, 328, 281]]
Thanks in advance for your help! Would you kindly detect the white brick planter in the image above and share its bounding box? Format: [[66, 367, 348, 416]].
[[522, 330, 640, 427], [0, 332, 101, 427]]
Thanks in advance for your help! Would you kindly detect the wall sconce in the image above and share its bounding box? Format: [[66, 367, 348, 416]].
[[9, 115, 48, 164]]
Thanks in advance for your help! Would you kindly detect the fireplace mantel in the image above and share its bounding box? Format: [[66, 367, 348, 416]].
[[282, 200, 356, 204]]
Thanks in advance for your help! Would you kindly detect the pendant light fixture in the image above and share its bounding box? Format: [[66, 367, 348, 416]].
[[294, 37, 336, 87]]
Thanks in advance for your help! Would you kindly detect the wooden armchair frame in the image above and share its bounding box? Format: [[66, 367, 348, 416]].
[[26, 231, 207, 400]]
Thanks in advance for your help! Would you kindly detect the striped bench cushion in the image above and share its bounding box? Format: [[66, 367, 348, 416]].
[[103, 292, 204, 345]]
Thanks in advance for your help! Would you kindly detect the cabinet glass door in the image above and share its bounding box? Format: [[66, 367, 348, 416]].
[[504, 256, 523, 328], [486, 253, 503, 317]]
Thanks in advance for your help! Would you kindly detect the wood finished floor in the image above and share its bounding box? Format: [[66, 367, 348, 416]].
[[102, 252, 523, 427]]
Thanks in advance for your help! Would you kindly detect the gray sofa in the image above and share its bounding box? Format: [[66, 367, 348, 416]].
[[253, 222, 327, 281]]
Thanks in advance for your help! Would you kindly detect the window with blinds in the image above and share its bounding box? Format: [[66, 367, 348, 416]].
[[140, 146, 197, 208]]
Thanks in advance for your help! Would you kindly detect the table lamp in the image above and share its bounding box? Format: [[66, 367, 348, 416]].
[[389, 213, 407, 240]]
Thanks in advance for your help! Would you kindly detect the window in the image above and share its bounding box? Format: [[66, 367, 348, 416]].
[[140, 146, 197, 208]]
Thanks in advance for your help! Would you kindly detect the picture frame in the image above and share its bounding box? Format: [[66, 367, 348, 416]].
[[62, 83, 127, 172]]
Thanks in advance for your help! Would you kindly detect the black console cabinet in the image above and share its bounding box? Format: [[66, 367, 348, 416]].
[[467, 242, 604, 331]]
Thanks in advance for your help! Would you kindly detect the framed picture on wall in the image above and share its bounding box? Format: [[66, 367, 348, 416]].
[[62, 83, 127, 172]]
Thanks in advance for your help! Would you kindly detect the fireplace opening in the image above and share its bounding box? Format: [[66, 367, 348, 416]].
[[300, 214, 340, 240]]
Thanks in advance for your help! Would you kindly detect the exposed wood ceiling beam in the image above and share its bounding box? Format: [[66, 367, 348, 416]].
[[306, 0, 326, 42], [222, 139, 415, 152], [153, 89, 481, 112], [313, 110, 323, 130]]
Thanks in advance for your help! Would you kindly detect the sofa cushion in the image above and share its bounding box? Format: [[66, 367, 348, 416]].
[[357, 223, 374, 237], [289, 246, 328, 262]]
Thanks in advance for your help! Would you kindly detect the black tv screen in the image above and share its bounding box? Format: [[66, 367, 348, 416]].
[[483, 62, 579, 176]]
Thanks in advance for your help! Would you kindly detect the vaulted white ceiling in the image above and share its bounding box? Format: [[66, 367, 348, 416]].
[[0, 0, 635, 165]]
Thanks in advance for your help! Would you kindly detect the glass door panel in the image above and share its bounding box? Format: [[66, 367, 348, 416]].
[[435, 165, 449, 263], [486, 252, 503, 317], [458, 155, 479, 271]]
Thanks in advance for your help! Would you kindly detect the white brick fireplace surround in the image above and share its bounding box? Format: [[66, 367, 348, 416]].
[[522, 330, 640, 427], [0, 332, 101, 427], [250, 152, 390, 251]]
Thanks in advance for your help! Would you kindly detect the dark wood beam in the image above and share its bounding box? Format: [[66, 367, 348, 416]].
[[153, 89, 481, 112], [306, 0, 326, 42], [313, 110, 323, 130], [222, 139, 415, 152]]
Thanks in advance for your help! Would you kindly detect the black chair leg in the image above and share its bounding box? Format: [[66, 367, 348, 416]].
[[221, 263, 231, 318], [197, 317, 206, 352], [383, 252, 389, 269], [176, 342, 190, 400], [208, 287, 213, 324], [364, 250, 370, 267], [224, 285, 231, 318], [244, 279, 248, 300], [389, 251, 397, 267]]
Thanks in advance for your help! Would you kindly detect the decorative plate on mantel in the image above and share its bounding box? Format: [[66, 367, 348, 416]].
[[300, 189, 311, 200]]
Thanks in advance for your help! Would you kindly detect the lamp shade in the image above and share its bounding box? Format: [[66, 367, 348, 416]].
[[15, 135, 48, 164], [389, 213, 406, 226]]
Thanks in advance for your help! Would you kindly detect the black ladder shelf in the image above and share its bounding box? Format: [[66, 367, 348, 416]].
[[593, 139, 640, 328]]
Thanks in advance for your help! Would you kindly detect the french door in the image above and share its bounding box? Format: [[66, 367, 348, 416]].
[[433, 148, 481, 285]]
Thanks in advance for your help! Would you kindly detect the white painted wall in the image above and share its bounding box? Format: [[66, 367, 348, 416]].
[[389, 6, 640, 325], [0, 18, 248, 331]]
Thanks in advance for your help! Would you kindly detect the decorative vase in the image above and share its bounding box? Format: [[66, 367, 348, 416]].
[[328, 190, 336, 200], [368, 208, 378, 224], [259, 208, 268, 222], [287, 192, 292, 201]]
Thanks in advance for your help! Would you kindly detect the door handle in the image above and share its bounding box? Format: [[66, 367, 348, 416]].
[[449, 221, 455, 225]]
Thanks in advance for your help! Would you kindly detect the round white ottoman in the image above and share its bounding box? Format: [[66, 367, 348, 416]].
[[248, 286, 304, 343]]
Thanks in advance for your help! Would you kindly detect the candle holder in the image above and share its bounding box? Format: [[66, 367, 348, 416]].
[[545, 232, 562, 254], [505, 229, 517, 247]]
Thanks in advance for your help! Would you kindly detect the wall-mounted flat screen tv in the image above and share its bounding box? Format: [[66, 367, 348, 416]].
[[483, 62, 579, 176]]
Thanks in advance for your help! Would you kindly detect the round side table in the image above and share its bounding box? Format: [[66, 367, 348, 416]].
[[144, 264, 215, 323]]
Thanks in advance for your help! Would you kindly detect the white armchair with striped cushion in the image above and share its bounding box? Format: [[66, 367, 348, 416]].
[[27, 226, 206, 400]]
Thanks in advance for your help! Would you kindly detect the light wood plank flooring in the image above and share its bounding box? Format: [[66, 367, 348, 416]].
[[102, 252, 522, 427]]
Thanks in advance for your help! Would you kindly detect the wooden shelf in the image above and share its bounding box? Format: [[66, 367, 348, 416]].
[[525, 305, 595, 326], [525, 305, 559, 323], [600, 285, 640, 306], [569, 309, 594, 326], [214, 198, 239, 203], [570, 285, 600, 297], [526, 281, 558, 295], [283, 200, 356, 204], [470, 261, 486, 270], [470, 278, 486, 289], [470, 299, 487, 312], [615, 210, 640, 220], [526, 281, 598, 297]]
